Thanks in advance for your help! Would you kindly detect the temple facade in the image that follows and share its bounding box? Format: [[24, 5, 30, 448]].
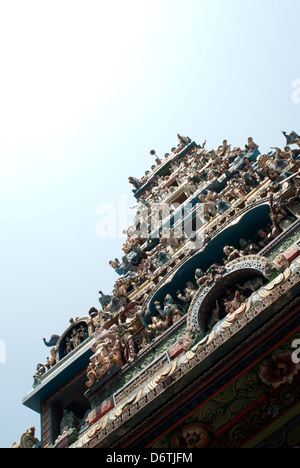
[[20, 132, 300, 449]]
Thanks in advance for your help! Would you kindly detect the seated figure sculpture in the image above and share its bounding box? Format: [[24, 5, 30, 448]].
[[245, 137, 259, 153], [33, 364, 46, 385], [223, 245, 241, 264], [239, 238, 260, 255], [218, 140, 231, 157], [146, 314, 170, 338], [195, 268, 207, 287], [224, 290, 246, 315], [128, 176, 141, 191]]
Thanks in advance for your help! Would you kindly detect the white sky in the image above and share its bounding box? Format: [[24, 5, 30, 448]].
[[0, 1, 156, 147], [0, 0, 300, 447]]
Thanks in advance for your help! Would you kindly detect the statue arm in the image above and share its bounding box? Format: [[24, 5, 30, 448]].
[[154, 301, 165, 316]]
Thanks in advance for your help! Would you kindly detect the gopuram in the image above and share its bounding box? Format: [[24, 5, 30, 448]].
[[20, 131, 300, 448]]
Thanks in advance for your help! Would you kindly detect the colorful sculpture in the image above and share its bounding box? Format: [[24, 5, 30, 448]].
[[86, 325, 123, 388], [155, 294, 185, 326]]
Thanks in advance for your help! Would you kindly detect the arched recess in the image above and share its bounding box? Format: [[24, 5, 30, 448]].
[[187, 255, 272, 332], [142, 202, 273, 324], [56, 317, 94, 361]]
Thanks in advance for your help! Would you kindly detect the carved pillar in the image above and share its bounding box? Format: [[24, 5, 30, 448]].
[[41, 402, 51, 448]]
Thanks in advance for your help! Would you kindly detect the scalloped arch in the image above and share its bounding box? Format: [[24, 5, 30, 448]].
[[186, 255, 272, 331]]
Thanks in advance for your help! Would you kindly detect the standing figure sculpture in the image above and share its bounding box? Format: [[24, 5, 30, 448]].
[[155, 294, 185, 325], [177, 282, 197, 311], [118, 309, 138, 363]]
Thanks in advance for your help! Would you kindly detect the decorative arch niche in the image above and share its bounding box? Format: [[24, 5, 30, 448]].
[[142, 202, 273, 325], [187, 255, 272, 333]]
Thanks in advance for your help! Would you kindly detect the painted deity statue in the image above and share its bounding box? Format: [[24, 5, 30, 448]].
[[118, 310, 138, 363], [177, 282, 197, 311], [223, 245, 241, 264], [33, 364, 46, 385], [195, 268, 208, 287], [146, 315, 170, 338], [86, 325, 123, 388], [155, 294, 185, 325], [224, 290, 246, 315]]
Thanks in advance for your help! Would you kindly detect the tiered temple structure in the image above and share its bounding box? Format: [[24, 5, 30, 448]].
[[20, 131, 300, 448]]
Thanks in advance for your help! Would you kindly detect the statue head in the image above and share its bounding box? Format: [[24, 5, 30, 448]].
[[195, 268, 204, 277], [223, 245, 231, 255], [164, 294, 174, 304]]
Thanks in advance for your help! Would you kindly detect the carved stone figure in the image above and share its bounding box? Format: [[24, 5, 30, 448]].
[[65, 337, 72, 355], [114, 277, 132, 296], [86, 325, 124, 388], [70, 328, 81, 349], [78, 324, 89, 342], [121, 255, 135, 274], [199, 193, 217, 221], [45, 348, 57, 370], [284, 176, 300, 208], [239, 238, 260, 255], [43, 334, 60, 347], [224, 290, 246, 314], [177, 282, 197, 309], [274, 254, 290, 272], [99, 291, 113, 310], [178, 334, 193, 351], [33, 364, 46, 385], [257, 228, 272, 248], [217, 139, 231, 157], [195, 268, 210, 287], [12, 427, 39, 449], [155, 294, 185, 325], [109, 259, 121, 271], [60, 410, 78, 435], [269, 192, 284, 238], [245, 137, 259, 153], [146, 314, 170, 338], [128, 176, 141, 190], [109, 295, 125, 314], [223, 245, 241, 263], [86, 351, 110, 388], [173, 134, 191, 154], [206, 263, 225, 283]]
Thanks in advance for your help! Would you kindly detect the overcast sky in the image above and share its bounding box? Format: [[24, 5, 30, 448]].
[[0, 0, 299, 448]]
